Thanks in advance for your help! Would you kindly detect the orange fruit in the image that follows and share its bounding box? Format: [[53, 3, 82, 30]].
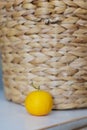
[[25, 90, 53, 116]]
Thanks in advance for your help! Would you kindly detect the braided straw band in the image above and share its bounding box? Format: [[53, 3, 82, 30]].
[[0, 0, 87, 109]]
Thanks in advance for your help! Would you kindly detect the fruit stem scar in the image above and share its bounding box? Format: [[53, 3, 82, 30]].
[[32, 82, 40, 90]]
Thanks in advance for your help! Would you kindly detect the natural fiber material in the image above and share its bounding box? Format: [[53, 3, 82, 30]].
[[0, 0, 87, 109]]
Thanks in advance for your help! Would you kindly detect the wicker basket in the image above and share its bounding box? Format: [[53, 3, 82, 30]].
[[0, 0, 87, 109]]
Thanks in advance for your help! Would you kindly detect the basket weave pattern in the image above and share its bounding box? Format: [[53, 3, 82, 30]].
[[0, 0, 87, 109]]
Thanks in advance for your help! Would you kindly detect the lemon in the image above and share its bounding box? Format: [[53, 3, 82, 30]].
[[25, 90, 53, 116]]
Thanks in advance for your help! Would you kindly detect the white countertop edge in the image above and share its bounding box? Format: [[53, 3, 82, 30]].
[[44, 117, 87, 130], [41, 117, 87, 130]]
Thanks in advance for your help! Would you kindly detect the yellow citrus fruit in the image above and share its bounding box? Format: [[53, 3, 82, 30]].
[[25, 90, 53, 116]]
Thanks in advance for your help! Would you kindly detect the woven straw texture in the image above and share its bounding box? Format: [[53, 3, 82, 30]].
[[0, 0, 87, 109]]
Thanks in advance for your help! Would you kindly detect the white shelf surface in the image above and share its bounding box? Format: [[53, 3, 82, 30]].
[[0, 89, 87, 130]]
